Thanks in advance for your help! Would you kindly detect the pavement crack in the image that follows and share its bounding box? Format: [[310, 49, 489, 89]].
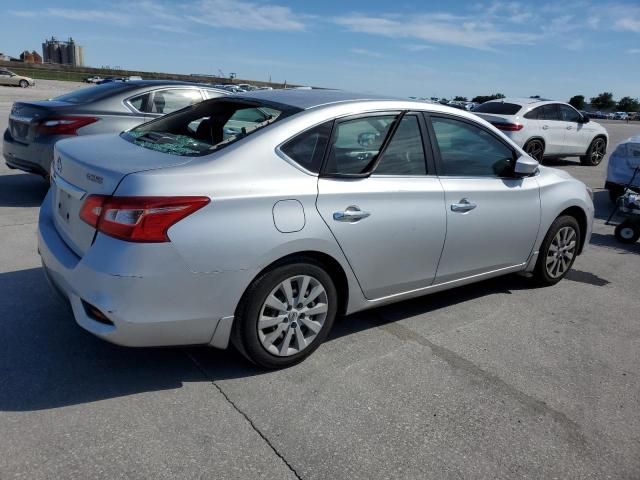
[[185, 351, 303, 480], [372, 316, 588, 448]]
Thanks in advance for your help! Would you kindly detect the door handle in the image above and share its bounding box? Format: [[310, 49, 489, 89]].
[[333, 205, 371, 222], [566, 125, 573, 130], [542, 125, 549, 130], [451, 198, 477, 213]]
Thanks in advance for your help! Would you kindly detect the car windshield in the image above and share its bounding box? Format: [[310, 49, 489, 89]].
[[53, 82, 130, 104], [122, 98, 297, 156], [473, 102, 522, 115]]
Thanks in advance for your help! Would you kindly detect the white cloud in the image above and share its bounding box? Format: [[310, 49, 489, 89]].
[[628, 48, 640, 54], [186, 0, 306, 31], [404, 44, 436, 52], [12, 0, 307, 33], [334, 13, 539, 51], [349, 48, 384, 58]]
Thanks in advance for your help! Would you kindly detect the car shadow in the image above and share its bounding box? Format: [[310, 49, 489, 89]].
[[0, 172, 49, 207], [0, 266, 610, 413], [542, 157, 580, 168]]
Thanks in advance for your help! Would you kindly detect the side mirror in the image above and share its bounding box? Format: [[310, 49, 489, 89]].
[[580, 115, 590, 123], [514, 154, 539, 176]]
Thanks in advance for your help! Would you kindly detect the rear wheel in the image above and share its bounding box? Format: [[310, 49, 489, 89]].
[[232, 260, 338, 369], [19, 80, 28, 88], [580, 137, 606, 166], [524, 139, 545, 162], [533, 215, 580, 285], [614, 220, 640, 244]]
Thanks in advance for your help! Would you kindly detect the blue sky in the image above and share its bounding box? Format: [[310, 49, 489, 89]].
[[2, 0, 640, 100]]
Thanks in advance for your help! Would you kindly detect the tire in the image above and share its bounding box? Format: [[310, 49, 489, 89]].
[[533, 215, 580, 286], [232, 259, 338, 369], [580, 137, 606, 166], [19, 80, 29, 88], [524, 139, 545, 162], [614, 220, 640, 244]]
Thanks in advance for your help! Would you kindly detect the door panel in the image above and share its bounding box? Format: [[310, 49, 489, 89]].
[[317, 177, 446, 298], [539, 104, 565, 155], [427, 114, 541, 282], [558, 105, 587, 154], [436, 177, 540, 282]]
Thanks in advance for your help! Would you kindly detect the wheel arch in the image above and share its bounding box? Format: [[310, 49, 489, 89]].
[[524, 136, 546, 148], [558, 206, 588, 254], [239, 250, 350, 316]]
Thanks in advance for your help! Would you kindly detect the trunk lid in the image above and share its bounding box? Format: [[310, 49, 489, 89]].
[[51, 133, 196, 256], [474, 113, 516, 125], [8, 100, 75, 143]]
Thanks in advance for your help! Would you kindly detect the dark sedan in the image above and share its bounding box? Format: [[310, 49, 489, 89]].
[[4, 80, 227, 177]]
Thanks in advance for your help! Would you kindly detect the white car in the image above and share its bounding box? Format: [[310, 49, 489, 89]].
[[474, 98, 608, 166]]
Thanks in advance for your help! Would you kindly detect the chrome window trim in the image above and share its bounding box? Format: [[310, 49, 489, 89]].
[[122, 86, 205, 114]]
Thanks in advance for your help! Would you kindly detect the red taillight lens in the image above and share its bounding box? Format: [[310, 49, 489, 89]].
[[80, 195, 210, 242], [491, 122, 524, 131], [37, 116, 99, 135]]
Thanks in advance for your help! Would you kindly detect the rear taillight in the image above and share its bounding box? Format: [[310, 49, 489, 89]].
[[37, 116, 99, 135], [491, 122, 524, 132], [80, 195, 210, 242]]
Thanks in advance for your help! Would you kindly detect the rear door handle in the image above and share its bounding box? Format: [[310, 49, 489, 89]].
[[542, 125, 549, 130], [333, 205, 371, 222], [451, 198, 477, 213], [566, 125, 573, 130]]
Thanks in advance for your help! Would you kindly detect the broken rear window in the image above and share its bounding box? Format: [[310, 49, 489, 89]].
[[122, 98, 299, 156]]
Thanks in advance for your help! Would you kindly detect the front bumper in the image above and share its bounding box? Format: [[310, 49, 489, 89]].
[[38, 190, 242, 348], [3, 128, 55, 176]]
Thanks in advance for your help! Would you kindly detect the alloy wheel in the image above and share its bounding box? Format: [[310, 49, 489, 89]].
[[525, 141, 544, 161], [257, 275, 329, 357], [545, 226, 577, 278], [591, 139, 606, 164]]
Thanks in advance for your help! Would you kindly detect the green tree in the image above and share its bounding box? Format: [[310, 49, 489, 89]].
[[453, 96, 468, 101], [616, 96, 639, 112], [568, 95, 585, 110], [590, 92, 615, 110], [471, 93, 506, 103]]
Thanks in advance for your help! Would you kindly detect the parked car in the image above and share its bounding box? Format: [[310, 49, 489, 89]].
[[606, 134, 640, 202], [83, 76, 103, 84], [613, 112, 629, 121], [38, 90, 594, 368], [0, 69, 35, 88], [473, 98, 608, 165], [4, 80, 227, 177]]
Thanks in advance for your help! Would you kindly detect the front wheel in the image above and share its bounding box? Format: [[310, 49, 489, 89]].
[[524, 139, 545, 162], [232, 260, 338, 369], [19, 80, 29, 88], [580, 137, 606, 166], [533, 215, 580, 285], [614, 220, 640, 244]]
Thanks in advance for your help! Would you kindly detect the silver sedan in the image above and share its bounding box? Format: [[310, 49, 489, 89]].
[[4, 80, 227, 177], [38, 90, 594, 368]]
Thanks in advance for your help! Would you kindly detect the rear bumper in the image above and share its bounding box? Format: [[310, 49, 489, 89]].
[[38, 189, 244, 349], [3, 128, 56, 176]]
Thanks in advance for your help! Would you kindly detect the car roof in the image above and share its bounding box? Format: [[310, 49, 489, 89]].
[[235, 89, 404, 110], [112, 80, 222, 89]]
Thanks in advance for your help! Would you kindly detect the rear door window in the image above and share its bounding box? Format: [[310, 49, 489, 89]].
[[541, 104, 560, 121], [324, 115, 396, 175], [373, 115, 427, 175]]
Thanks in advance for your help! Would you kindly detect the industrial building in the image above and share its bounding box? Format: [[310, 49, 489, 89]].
[[41, 37, 84, 66]]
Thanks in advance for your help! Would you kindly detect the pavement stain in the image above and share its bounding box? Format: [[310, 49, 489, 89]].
[[370, 316, 589, 449]]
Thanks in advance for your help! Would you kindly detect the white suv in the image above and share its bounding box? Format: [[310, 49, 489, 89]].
[[474, 98, 608, 166]]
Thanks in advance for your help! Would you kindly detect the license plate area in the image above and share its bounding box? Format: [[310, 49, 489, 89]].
[[56, 188, 73, 223]]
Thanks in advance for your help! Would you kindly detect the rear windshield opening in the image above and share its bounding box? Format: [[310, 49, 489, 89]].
[[122, 98, 295, 156], [473, 102, 522, 115]]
